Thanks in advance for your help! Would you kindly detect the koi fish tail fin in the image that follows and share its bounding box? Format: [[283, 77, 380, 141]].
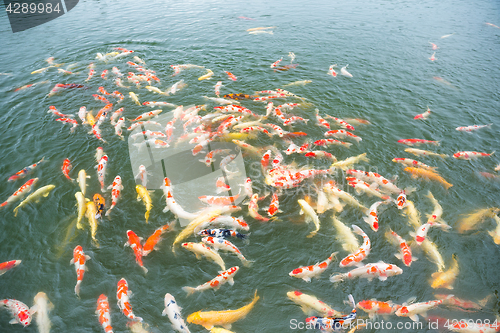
[[182, 286, 196, 296], [145, 211, 150, 223], [491, 151, 496, 156], [92, 238, 100, 248], [404, 187, 417, 195], [329, 274, 344, 283], [75, 281, 81, 296], [141, 266, 148, 274], [243, 259, 254, 267], [13, 207, 19, 217], [440, 154, 449, 158], [478, 294, 494, 308]]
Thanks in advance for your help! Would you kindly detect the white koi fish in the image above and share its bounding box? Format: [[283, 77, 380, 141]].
[[182, 266, 239, 296], [96, 155, 108, 192], [330, 262, 403, 282], [106, 176, 123, 216], [395, 295, 452, 322], [162, 293, 191, 333], [287, 290, 342, 317], [135, 165, 150, 187], [298, 199, 321, 237], [332, 216, 360, 253], [182, 242, 226, 270], [32, 292, 53, 333], [341, 64, 353, 77]]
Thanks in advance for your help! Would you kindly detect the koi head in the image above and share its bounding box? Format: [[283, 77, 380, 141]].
[[357, 300, 375, 310], [18, 310, 31, 327], [396, 192, 407, 209]]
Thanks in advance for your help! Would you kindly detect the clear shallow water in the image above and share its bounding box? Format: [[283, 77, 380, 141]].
[[1, 0, 500, 332]]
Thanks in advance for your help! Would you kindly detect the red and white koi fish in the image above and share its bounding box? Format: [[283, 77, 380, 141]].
[[58, 68, 75, 75], [456, 124, 492, 132], [346, 170, 402, 194], [125, 230, 147, 273], [105, 176, 123, 216], [414, 106, 431, 120], [412, 221, 450, 245], [142, 222, 174, 256], [47, 83, 88, 97], [283, 116, 309, 126], [61, 158, 73, 181], [314, 139, 352, 148], [347, 178, 391, 201], [94, 147, 104, 164], [161, 177, 200, 220], [225, 71, 237, 81], [429, 52, 437, 61], [324, 115, 355, 131], [395, 295, 452, 322], [86, 69, 95, 81], [248, 193, 270, 222], [270, 57, 283, 68], [183, 266, 239, 296], [216, 177, 230, 193], [114, 117, 125, 139], [70, 245, 90, 296], [127, 120, 162, 131], [328, 64, 337, 77], [109, 107, 124, 125], [357, 299, 401, 320], [199, 193, 239, 206], [340, 225, 370, 267], [392, 158, 437, 171], [363, 201, 386, 231], [91, 124, 106, 143], [48, 105, 74, 118], [405, 148, 448, 158], [1, 178, 38, 209], [315, 109, 331, 129], [396, 191, 407, 210], [182, 242, 226, 270], [434, 294, 491, 312], [240, 126, 271, 136], [96, 103, 113, 122], [110, 66, 122, 77], [96, 155, 108, 192], [453, 151, 494, 159], [398, 139, 440, 146], [242, 177, 253, 197], [115, 77, 129, 88], [330, 262, 403, 282], [78, 106, 88, 124], [325, 130, 362, 142], [289, 252, 337, 282], [194, 215, 249, 233], [202, 236, 252, 266], [8, 157, 45, 182], [100, 69, 108, 80], [96, 295, 113, 333], [200, 149, 232, 167], [385, 228, 416, 266], [0, 299, 32, 327], [214, 81, 223, 97], [429, 42, 439, 50], [129, 110, 162, 123], [56, 117, 78, 133], [111, 91, 124, 102], [117, 278, 142, 322], [305, 151, 336, 160], [134, 165, 149, 188], [0, 260, 21, 276], [267, 192, 281, 216]]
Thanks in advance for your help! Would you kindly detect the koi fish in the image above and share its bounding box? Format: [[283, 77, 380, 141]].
[[453, 151, 495, 159], [325, 130, 362, 142], [129, 110, 163, 123], [134, 165, 150, 188], [330, 153, 369, 171], [162, 293, 191, 333], [129, 92, 140, 105], [429, 42, 439, 50], [330, 262, 403, 283], [198, 228, 248, 240], [305, 295, 357, 332], [392, 157, 437, 171], [56, 117, 79, 132], [0, 299, 32, 327], [70, 245, 91, 296], [456, 124, 493, 132], [385, 228, 416, 266], [202, 237, 251, 267], [298, 199, 321, 237], [47, 105, 74, 118], [396, 191, 407, 210], [347, 178, 391, 200], [489, 215, 500, 245], [429, 52, 437, 61], [405, 148, 448, 158], [47, 83, 87, 97], [183, 266, 239, 296], [75, 192, 88, 229], [198, 69, 214, 80], [85, 201, 100, 247], [86, 69, 95, 81], [420, 239, 445, 272], [404, 167, 453, 189], [32, 292, 53, 333], [324, 115, 355, 131], [136, 185, 152, 223], [195, 215, 250, 234], [160, 177, 201, 220], [77, 169, 90, 196], [457, 207, 500, 234], [274, 63, 298, 71], [199, 193, 239, 207], [182, 242, 226, 270], [290, 252, 337, 282], [142, 222, 175, 256], [93, 194, 105, 219], [105, 176, 123, 216], [96, 295, 113, 333], [0, 260, 21, 276], [117, 278, 142, 322], [0, 178, 38, 209], [270, 57, 283, 68], [225, 71, 237, 81], [267, 192, 281, 216], [125, 230, 147, 273], [395, 295, 452, 322], [414, 106, 431, 120], [341, 64, 353, 77], [200, 149, 232, 167], [429, 254, 459, 289], [339, 225, 370, 267], [96, 155, 108, 192], [8, 157, 45, 182], [356, 299, 401, 320], [287, 290, 342, 317], [187, 290, 259, 330], [143, 100, 176, 107], [314, 139, 352, 148], [91, 124, 107, 143], [398, 139, 440, 146], [328, 64, 337, 77], [13, 185, 55, 217], [214, 81, 223, 97]]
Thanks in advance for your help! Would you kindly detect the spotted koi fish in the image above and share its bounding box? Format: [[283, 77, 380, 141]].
[[125, 230, 147, 273], [0, 299, 33, 327], [71, 245, 90, 296], [200, 149, 232, 167], [202, 236, 251, 267], [182, 266, 239, 296], [96, 155, 108, 192], [340, 225, 370, 267], [8, 157, 45, 182], [453, 151, 495, 159], [0, 178, 38, 209], [330, 262, 403, 282], [289, 252, 337, 282], [198, 228, 248, 240], [117, 278, 142, 322], [385, 228, 416, 267], [96, 294, 113, 333]]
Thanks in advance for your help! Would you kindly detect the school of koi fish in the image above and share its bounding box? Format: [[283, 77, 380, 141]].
[[1, 36, 500, 333]]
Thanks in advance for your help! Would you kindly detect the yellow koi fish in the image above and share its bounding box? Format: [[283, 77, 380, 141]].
[[403, 200, 422, 229], [330, 153, 369, 171], [13, 185, 55, 217], [488, 215, 500, 244], [198, 69, 214, 81], [77, 170, 90, 196], [429, 254, 459, 289], [129, 92, 141, 106], [136, 185, 153, 223], [86, 111, 96, 126], [332, 216, 359, 253], [75, 192, 89, 230], [85, 201, 99, 247], [187, 290, 259, 330], [456, 207, 500, 233], [420, 239, 445, 272], [172, 208, 222, 252], [298, 199, 320, 238], [404, 167, 453, 189]]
